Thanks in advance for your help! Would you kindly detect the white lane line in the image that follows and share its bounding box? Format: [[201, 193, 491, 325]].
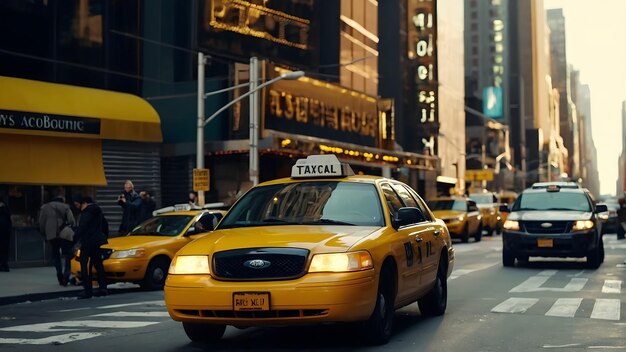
[[97, 300, 165, 309], [588, 346, 626, 349], [538, 270, 558, 276], [545, 298, 583, 318], [0, 320, 160, 332], [491, 298, 539, 314], [0, 332, 101, 345], [590, 299, 621, 321], [542, 344, 582, 349], [601, 280, 622, 294], [449, 263, 497, 280], [90, 311, 170, 317]]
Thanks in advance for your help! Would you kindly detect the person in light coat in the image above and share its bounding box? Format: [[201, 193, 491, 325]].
[[39, 195, 75, 286]]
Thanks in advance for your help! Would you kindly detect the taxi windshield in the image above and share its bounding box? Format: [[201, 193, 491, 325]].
[[218, 181, 384, 228], [470, 194, 495, 204], [128, 215, 194, 237], [428, 200, 467, 211], [512, 192, 591, 212]]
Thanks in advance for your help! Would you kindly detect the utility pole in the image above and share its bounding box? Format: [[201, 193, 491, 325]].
[[249, 57, 260, 186], [196, 52, 207, 206]]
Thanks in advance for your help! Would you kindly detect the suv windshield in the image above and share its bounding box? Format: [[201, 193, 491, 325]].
[[428, 200, 466, 211], [512, 192, 591, 212], [129, 215, 194, 237], [218, 181, 384, 229]]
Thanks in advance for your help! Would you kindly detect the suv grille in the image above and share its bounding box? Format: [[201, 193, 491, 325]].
[[213, 248, 309, 280], [522, 221, 571, 234]]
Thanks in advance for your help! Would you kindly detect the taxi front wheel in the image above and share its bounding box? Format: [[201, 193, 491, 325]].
[[182, 322, 226, 342], [141, 257, 170, 291], [417, 256, 447, 316], [362, 266, 395, 345]]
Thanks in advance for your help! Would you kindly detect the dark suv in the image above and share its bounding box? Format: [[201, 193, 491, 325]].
[[502, 185, 608, 268]]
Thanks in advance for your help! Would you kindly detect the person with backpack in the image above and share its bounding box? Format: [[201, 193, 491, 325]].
[[39, 195, 76, 286], [74, 196, 109, 299]]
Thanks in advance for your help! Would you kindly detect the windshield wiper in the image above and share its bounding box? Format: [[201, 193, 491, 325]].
[[306, 219, 356, 226]]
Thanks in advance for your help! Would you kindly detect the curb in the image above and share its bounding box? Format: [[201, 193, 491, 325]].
[[0, 287, 142, 307]]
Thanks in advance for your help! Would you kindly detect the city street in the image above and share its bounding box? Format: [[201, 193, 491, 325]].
[[1, 234, 624, 351]]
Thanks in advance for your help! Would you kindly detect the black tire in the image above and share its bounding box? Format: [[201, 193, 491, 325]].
[[586, 240, 603, 269], [362, 266, 395, 345], [485, 225, 493, 236], [182, 322, 226, 342], [461, 224, 470, 243], [418, 255, 448, 316], [474, 223, 483, 242], [502, 249, 515, 267], [141, 257, 170, 290], [599, 236, 605, 263], [495, 221, 503, 235]]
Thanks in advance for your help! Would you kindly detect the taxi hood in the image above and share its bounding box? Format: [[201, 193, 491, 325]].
[[508, 211, 593, 222], [178, 225, 380, 255], [102, 235, 177, 251]]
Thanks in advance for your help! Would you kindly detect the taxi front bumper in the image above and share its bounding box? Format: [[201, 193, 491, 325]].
[[164, 270, 377, 326], [444, 221, 465, 236], [503, 230, 599, 258], [71, 256, 149, 282]]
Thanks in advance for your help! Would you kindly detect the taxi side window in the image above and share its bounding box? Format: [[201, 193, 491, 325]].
[[381, 183, 405, 219], [391, 184, 418, 208], [403, 185, 433, 222]]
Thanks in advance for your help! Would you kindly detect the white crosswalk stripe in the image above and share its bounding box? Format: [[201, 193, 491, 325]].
[[90, 311, 170, 318], [545, 298, 583, 318], [491, 297, 539, 314], [601, 280, 622, 294], [590, 299, 621, 321], [510, 270, 588, 293]]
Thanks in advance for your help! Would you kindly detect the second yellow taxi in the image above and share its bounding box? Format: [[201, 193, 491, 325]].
[[427, 197, 482, 242], [164, 155, 454, 345]]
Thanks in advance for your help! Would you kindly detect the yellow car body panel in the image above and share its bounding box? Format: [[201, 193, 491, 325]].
[[428, 198, 481, 238], [164, 176, 455, 327]]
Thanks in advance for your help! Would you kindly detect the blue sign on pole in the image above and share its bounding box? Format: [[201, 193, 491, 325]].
[[483, 86, 503, 118]]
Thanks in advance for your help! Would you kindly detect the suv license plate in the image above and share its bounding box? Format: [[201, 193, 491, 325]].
[[233, 292, 270, 311], [537, 239, 553, 248]]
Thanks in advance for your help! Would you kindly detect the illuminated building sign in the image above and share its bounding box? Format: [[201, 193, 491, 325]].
[[265, 73, 382, 147], [492, 0, 505, 118], [407, 0, 438, 154], [201, 0, 319, 68]]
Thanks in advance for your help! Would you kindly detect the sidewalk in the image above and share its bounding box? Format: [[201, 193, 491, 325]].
[[0, 266, 82, 306]]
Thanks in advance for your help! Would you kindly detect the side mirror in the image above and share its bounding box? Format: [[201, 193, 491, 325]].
[[499, 204, 510, 213], [393, 207, 425, 229], [595, 204, 608, 214], [185, 226, 196, 236]]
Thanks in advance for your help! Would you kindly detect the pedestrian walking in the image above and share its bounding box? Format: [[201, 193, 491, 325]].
[[137, 190, 156, 224], [617, 197, 626, 240], [74, 196, 108, 299], [0, 201, 11, 272], [39, 195, 76, 286], [117, 180, 141, 235]]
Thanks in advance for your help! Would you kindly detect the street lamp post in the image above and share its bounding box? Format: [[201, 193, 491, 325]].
[[196, 55, 304, 205]]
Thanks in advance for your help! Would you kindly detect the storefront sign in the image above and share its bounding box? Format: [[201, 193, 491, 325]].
[[0, 109, 100, 135], [193, 168, 210, 192], [265, 76, 380, 147]]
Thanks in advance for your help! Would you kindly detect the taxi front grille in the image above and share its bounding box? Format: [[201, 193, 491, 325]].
[[522, 221, 571, 234], [212, 247, 309, 280], [175, 309, 328, 319]]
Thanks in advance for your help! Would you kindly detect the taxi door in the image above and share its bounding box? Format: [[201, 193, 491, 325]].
[[467, 200, 481, 234], [381, 183, 425, 303]]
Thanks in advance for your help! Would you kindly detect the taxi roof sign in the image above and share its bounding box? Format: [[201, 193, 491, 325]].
[[291, 155, 355, 179]]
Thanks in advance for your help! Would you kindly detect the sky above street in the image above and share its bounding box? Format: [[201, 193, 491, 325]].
[[544, 0, 626, 196]]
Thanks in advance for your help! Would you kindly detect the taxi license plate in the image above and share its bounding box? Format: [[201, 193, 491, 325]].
[[233, 292, 270, 311], [537, 239, 553, 248]]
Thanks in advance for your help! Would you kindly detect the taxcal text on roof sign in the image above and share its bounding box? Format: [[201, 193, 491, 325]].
[[291, 155, 345, 178]]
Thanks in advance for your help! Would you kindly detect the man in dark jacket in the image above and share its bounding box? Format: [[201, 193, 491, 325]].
[[0, 201, 11, 272], [117, 180, 141, 235], [137, 190, 156, 224], [74, 196, 108, 299]]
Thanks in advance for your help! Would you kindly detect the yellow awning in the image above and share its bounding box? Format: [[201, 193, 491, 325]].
[[0, 134, 107, 186], [0, 76, 162, 142]]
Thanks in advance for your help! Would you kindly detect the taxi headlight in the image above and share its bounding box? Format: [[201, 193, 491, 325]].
[[169, 255, 211, 275], [503, 220, 520, 231], [490, 209, 496, 215], [572, 220, 595, 231], [308, 251, 373, 273], [109, 248, 146, 259]]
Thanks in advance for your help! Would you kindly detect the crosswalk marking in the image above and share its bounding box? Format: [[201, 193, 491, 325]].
[[91, 311, 170, 318], [449, 263, 497, 280], [0, 332, 102, 345], [96, 301, 165, 310], [545, 298, 583, 318], [491, 298, 539, 314], [510, 271, 588, 293], [590, 299, 621, 321], [601, 280, 622, 294], [0, 320, 159, 332]]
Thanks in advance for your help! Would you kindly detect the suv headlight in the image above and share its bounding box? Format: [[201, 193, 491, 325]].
[[109, 248, 146, 259], [169, 255, 211, 275], [503, 220, 520, 231], [572, 220, 594, 231], [309, 251, 373, 273]]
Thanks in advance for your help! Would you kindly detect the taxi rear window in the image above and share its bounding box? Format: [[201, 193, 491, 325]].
[[218, 181, 384, 228]]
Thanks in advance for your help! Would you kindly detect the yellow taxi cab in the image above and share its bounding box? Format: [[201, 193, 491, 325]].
[[164, 155, 454, 345], [469, 191, 502, 235], [71, 205, 226, 290], [427, 197, 482, 242]]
